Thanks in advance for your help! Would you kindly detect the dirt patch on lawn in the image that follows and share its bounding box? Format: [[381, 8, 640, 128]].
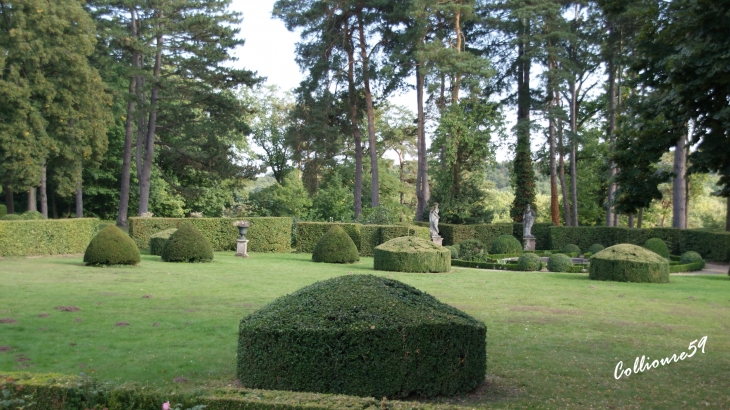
[[55, 306, 81, 312], [37, 313, 50, 318], [0, 346, 12, 352], [0, 318, 17, 324], [173, 377, 188, 383], [142, 294, 153, 299], [508, 305, 584, 315], [115, 322, 130, 326]]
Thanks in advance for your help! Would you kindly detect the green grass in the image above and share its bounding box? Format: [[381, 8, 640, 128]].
[[1, 252, 729, 409]]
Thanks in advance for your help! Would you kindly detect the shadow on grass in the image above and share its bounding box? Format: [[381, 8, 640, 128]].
[[406, 376, 523, 407]]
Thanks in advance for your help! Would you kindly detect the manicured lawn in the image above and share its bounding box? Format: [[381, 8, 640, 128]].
[[1, 251, 729, 409]]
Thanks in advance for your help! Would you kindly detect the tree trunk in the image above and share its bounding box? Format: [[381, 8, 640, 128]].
[[558, 118, 571, 226], [638, 207, 643, 228], [118, 8, 139, 227], [628, 213, 634, 228], [75, 185, 83, 218], [606, 49, 617, 227], [570, 138, 578, 226], [511, 19, 535, 222], [345, 18, 362, 219], [27, 187, 37, 212], [4, 186, 13, 214], [672, 131, 687, 229], [138, 30, 163, 215], [40, 164, 48, 218], [52, 190, 58, 219], [726, 197, 730, 231], [548, 59, 559, 226], [357, 13, 378, 208], [415, 64, 429, 221]]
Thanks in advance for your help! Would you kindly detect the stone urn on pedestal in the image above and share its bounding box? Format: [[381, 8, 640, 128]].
[[234, 220, 250, 258]]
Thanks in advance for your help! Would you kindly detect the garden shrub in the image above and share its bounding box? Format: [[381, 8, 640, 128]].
[[680, 251, 704, 268], [237, 274, 486, 398], [0, 204, 5, 218], [547, 253, 574, 272], [1, 213, 23, 220], [644, 237, 670, 259], [129, 217, 292, 253], [587, 243, 604, 254], [517, 253, 543, 271], [562, 244, 581, 255], [0, 218, 99, 257], [83, 225, 140, 266], [312, 226, 360, 264], [296, 222, 362, 253], [490, 234, 522, 255], [22, 210, 44, 220], [374, 236, 450, 273], [360, 224, 430, 256], [458, 239, 488, 262], [445, 245, 459, 259], [149, 228, 177, 256], [589, 244, 669, 283], [161, 222, 213, 262]]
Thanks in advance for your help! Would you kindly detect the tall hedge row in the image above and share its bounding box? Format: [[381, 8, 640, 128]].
[[551, 226, 730, 261], [296, 222, 429, 256], [129, 217, 292, 253], [0, 218, 99, 257], [0, 372, 433, 409]]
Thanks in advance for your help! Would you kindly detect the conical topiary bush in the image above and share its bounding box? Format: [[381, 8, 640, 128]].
[[161, 222, 213, 262], [312, 225, 359, 264], [84, 225, 140, 266]]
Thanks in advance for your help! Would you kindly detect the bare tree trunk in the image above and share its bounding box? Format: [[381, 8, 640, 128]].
[[415, 64, 429, 220], [27, 187, 37, 212], [118, 8, 139, 227], [570, 139, 578, 226], [75, 185, 83, 218], [345, 18, 362, 219], [40, 164, 47, 218], [628, 213, 634, 228], [638, 208, 643, 228], [356, 13, 378, 208], [548, 56, 559, 225], [138, 29, 162, 215], [558, 119, 571, 226], [4, 186, 13, 214], [606, 56, 617, 227], [672, 131, 687, 229]]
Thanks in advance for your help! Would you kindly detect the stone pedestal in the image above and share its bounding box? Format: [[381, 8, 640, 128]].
[[523, 236, 536, 251], [431, 235, 443, 246], [236, 239, 249, 258]]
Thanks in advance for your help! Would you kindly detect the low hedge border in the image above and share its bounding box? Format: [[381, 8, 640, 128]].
[[451, 259, 585, 273], [129, 217, 292, 253], [0, 372, 446, 409], [0, 218, 99, 257], [669, 261, 705, 273]]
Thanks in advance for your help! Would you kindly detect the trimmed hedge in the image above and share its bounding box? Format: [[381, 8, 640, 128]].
[[517, 253, 543, 271], [512, 222, 553, 250], [587, 243, 605, 254], [451, 259, 586, 273], [0, 218, 99, 257], [589, 244, 669, 283], [161, 222, 214, 262], [149, 228, 177, 256], [547, 253, 574, 272], [296, 222, 362, 253], [0, 204, 5, 218], [129, 217, 292, 253], [550, 226, 730, 261], [644, 237, 670, 259], [490, 234, 522, 254], [312, 226, 360, 264], [457, 239, 488, 262], [562, 244, 581, 255], [22, 210, 44, 219], [0, 213, 23, 220], [297, 222, 429, 256], [669, 261, 705, 273], [237, 275, 486, 398], [680, 251, 704, 267], [374, 237, 451, 273], [0, 372, 436, 409], [83, 225, 140, 265]]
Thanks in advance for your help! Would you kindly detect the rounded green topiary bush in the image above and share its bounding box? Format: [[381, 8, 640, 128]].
[[445, 245, 459, 259], [490, 234, 522, 255], [0, 214, 23, 220], [589, 244, 669, 283], [562, 244, 581, 255], [458, 239, 488, 262], [517, 253, 543, 271], [237, 274, 486, 398], [312, 225, 359, 264], [643, 237, 670, 259], [83, 225, 140, 266], [547, 253, 574, 272], [374, 236, 450, 273], [587, 244, 605, 254], [161, 222, 213, 263], [680, 251, 704, 267], [149, 228, 177, 256], [21, 210, 44, 220]]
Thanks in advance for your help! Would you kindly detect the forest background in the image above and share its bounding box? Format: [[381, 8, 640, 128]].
[[1, 0, 728, 232]]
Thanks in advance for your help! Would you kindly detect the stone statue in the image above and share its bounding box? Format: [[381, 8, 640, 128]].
[[522, 204, 536, 238], [429, 203, 440, 238]]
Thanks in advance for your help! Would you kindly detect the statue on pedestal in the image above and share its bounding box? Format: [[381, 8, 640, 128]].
[[522, 204, 536, 238], [429, 203, 440, 238]]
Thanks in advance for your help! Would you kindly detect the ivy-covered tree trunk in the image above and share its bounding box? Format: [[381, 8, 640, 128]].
[[357, 12, 379, 209], [606, 46, 617, 227], [415, 65, 429, 221], [345, 18, 363, 219], [138, 30, 162, 216], [672, 131, 687, 229]]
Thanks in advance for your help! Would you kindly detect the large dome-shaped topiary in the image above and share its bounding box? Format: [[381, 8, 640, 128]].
[[312, 225, 359, 264], [161, 222, 213, 262], [374, 236, 450, 273], [489, 234, 522, 254], [237, 274, 486, 398], [643, 238, 670, 259], [561, 244, 581, 255], [589, 244, 669, 283], [83, 225, 140, 266], [547, 253, 574, 272]]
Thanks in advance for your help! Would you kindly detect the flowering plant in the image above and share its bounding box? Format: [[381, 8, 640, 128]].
[[233, 220, 250, 228]]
